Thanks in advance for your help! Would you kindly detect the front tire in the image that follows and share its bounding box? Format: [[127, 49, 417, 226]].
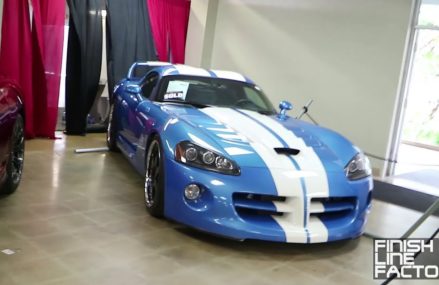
[[144, 136, 165, 217], [106, 104, 119, 152], [1, 115, 25, 195]]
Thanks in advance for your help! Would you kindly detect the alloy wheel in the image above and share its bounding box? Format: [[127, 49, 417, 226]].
[[145, 140, 161, 208]]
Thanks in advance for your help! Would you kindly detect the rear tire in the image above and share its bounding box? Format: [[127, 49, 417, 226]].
[[1, 115, 25, 195], [106, 104, 119, 152], [144, 136, 165, 217]]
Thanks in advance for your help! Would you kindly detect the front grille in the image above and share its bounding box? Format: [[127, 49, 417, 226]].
[[310, 197, 357, 221], [233, 193, 286, 217], [233, 193, 357, 225]]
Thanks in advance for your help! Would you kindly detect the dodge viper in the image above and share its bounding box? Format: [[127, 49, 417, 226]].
[[0, 79, 25, 195], [107, 61, 373, 243]]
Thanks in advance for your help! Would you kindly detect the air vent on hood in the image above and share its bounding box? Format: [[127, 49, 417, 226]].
[[274, 147, 300, 156]]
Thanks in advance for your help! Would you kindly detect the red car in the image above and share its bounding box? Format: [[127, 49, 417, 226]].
[[0, 79, 24, 195]]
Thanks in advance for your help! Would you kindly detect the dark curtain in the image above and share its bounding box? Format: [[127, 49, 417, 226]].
[[65, 0, 104, 135], [106, 0, 157, 102]]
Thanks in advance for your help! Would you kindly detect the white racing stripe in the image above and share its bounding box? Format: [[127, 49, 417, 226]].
[[210, 70, 246, 82], [187, 133, 221, 153], [206, 127, 236, 133], [224, 147, 252, 156], [307, 217, 329, 243], [175, 65, 211, 77], [241, 110, 330, 243], [216, 133, 248, 142], [309, 201, 325, 213], [201, 107, 307, 243]]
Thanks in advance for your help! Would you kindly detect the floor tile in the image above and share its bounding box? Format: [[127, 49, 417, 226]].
[[2, 133, 428, 285]]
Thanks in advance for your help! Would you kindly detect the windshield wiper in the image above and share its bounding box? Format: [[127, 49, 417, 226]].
[[161, 100, 210, 108]]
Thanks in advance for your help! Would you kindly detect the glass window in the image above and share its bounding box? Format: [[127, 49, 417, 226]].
[[141, 73, 158, 99], [243, 86, 268, 110], [401, 29, 439, 146], [418, 0, 439, 27], [158, 75, 275, 114]]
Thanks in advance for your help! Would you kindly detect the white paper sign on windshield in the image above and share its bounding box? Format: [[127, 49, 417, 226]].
[[164, 81, 190, 100]]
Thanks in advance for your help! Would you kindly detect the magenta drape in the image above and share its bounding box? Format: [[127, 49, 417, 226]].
[[147, 0, 191, 64], [0, 0, 35, 137], [0, 0, 65, 139], [168, 0, 190, 63], [148, 0, 168, 62], [33, 0, 66, 138]]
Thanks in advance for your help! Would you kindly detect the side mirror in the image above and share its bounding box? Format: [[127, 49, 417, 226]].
[[278, 101, 293, 120], [126, 84, 141, 94]]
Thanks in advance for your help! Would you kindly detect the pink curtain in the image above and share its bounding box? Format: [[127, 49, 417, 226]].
[[0, 0, 35, 137], [148, 0, 168, 62], [147, 0, 191, 64], [0, 0, 65, 139], [33, 0, 66, 138], [168, 0, 190, 63], [30, 0, 49, 138]]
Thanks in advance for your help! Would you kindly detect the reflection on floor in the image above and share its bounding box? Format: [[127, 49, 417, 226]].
[[365, 200, 439, 239], [396, 143, 439, 176], [392, 143, 439, 197], [395, 169, 439, 189], [0, 133, 436, 285], [384, 169, 439, 197]]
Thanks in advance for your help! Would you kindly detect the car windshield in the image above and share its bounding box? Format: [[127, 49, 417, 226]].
[[158, 75, 276, 114]]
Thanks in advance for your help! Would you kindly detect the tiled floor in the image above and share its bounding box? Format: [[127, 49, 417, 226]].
[[0, 133, 435, 284]]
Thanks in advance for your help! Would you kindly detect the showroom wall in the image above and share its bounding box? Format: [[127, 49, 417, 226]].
[[186, 0, 413, 174]]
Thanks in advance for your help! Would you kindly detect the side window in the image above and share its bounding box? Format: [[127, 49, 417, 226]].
[[244, 86, 266, 109], [141, 73, 159, 99]]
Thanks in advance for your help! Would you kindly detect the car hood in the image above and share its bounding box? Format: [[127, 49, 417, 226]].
[[160, 104, 358, 172]]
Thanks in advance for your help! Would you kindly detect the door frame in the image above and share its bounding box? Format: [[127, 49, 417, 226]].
[[385, 0, 423, 177]]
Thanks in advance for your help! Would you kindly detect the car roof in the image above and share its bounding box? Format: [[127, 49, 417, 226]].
[[134, 61, 254, 84]]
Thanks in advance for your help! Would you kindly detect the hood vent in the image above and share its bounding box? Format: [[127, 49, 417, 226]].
[[274, 147, 300, 156]]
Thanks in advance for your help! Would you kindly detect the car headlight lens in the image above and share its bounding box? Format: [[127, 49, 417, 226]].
[[175, 141, 240, 175], [202, 151, 215, 164], [345, 152, 371, 180], [185, 147, 198, 162]]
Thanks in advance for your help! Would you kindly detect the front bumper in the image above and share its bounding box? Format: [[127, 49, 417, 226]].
[[163, 158, 373, 243]]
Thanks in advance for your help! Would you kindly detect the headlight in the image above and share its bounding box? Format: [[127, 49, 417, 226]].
[[345, 152, 371, 180], [175, 141, 240, 175]]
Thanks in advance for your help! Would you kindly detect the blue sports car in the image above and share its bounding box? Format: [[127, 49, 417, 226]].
[[107, 61, 373, 243]]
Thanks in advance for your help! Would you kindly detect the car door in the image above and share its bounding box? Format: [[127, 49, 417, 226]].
[[117, 81, 142, 157], [118, 72, 158, 154], [131, 72, 159, 171]]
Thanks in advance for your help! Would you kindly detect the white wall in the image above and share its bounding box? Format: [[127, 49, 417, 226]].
[[185, 0, 218, 67], [186, 0, 413, 174], [185, 0, 209, 66]]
